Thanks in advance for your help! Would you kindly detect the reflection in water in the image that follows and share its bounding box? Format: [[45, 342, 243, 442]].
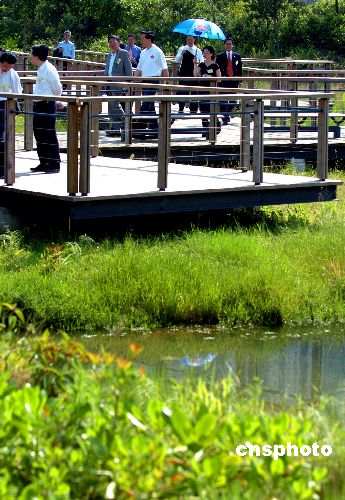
[[81, 325, 345, 409]]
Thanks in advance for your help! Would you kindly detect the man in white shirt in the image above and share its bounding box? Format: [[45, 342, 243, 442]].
[[30, 44, 62, 173], [0, 51, 22, 179], [134, 31, 168, 136], [175, 35, 203, 114]]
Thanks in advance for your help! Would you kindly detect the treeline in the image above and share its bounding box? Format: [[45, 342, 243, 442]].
[[1, 0, 344, 60]]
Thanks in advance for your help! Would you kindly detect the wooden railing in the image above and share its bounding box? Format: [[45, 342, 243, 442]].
[[1, 88, 333, 195]]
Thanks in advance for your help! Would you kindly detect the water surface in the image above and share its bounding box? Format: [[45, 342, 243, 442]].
[[81, 325, 345, 408]]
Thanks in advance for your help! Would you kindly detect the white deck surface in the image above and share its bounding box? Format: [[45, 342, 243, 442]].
[[1, 150, 340, 199]]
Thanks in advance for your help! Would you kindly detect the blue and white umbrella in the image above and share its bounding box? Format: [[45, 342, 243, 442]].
[[173, 18, 226, 41]]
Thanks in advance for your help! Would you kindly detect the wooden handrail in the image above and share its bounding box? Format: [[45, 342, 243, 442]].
[[0, 88, 333, 194]]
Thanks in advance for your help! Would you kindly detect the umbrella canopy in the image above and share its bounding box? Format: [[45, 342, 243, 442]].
[[173, 18, 226, 40]]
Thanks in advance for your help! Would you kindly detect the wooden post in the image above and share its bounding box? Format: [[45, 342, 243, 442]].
[[79, 103, 91, 195], [324, 62, 331, 93], [248, 70, 255, 90], [134, 85, 141, 116], [90, 85, 100, 157], [157, 100, 171, 191], [252, 98, 264, 185], [317, 98, 328, 181], [290, 83, 298, 144], [270, 73, 277, 126], [4, 99, 16, 186], [309, 68, 317, 127], [67, 102, 79, 196], [171, 61, 179, 77], [23, 56, 28, 72], [124, 87, 133, 145], [240, 98, 251, 172], [23, 82, 34, 151], [208, 81, 217, 143]]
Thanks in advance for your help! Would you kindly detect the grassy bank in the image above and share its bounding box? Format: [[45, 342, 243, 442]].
[[0, 304, 344, 499], [0, 171, 344, 331]]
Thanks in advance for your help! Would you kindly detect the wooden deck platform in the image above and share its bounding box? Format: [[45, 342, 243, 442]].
[[0, 150, 341, 232]]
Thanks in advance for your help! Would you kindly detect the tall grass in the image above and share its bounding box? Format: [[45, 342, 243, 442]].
[[0, 172, 344, 331]]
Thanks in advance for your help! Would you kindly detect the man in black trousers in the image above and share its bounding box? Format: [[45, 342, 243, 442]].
[[216, 37, 242, 125], [30, 45, 62, 173]]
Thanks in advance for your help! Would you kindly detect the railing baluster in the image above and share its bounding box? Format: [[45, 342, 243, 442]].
[[253, 98, 264, 185], [157, 100, 171, 191], [317, 97, 328, 181], [240, 98, 251, 172]]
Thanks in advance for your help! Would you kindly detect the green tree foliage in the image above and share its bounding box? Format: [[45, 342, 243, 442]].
[[1, 0, 345, 58]]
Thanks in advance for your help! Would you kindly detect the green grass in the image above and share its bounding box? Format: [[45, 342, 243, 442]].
[[0, 171, 344, 331], [15, 114, 67, 134]]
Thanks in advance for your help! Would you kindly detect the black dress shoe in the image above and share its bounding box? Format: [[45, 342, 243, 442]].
[[106, 129, 121, 137], [30, 164, 47, 172], [45, 163, 60, 174]]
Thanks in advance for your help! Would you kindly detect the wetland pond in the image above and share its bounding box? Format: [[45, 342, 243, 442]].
[[81, 324, 345, 410]]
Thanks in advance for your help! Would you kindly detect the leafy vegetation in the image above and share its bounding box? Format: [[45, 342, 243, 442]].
[[1, 0, 345, 60], [0, 303, 344, 498]]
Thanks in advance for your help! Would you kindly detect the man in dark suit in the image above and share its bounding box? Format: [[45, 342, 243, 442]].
[[216, 37, 242, 124], [104, 35, 132, 137]]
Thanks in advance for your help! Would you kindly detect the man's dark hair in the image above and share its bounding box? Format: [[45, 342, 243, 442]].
[[108, 35, 120, 43], [0, 51, 17, 65], [224, 37, 234, 44], [31, 44, 49, 61], [141, 31, 155, 43], [127, 34, 135, 39]]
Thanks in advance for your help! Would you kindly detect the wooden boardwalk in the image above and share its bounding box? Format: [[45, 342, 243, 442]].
[[0, 90, 343, 232], [0, 150, 341, 232]]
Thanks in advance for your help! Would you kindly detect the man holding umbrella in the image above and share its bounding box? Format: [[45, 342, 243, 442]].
[[175, 35, 203, 114]]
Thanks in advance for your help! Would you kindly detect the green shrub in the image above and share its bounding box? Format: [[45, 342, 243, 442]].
[[0, 304, 344, 498]]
